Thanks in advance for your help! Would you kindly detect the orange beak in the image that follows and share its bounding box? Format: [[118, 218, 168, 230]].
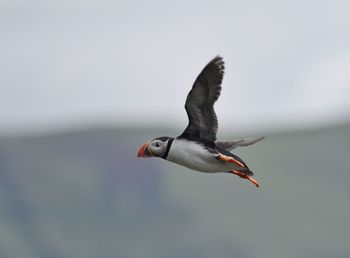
[[137, 143, 152, 158]]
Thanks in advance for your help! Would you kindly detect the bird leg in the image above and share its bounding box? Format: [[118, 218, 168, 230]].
[[217, 154, 260, 187], [232, 170, 260, 188], [217, 154, 245, 167]]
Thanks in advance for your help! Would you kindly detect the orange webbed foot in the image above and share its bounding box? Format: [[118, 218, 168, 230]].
[[232, 170, 260, 188], [217, 154, 245, 168]]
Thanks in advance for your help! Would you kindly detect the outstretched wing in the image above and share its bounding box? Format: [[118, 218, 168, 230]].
[[216, 137, 264, 151], [178, 56, 225, 145]]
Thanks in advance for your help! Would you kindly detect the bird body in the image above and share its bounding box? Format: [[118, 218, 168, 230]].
[[137, 56, 263, 187], [166, 138, 241, 173]]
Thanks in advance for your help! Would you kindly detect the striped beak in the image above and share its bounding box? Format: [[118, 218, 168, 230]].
[[137, 143, 152, 158]]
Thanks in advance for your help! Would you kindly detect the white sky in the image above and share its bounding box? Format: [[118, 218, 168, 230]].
[[1, 0, 350, 135]]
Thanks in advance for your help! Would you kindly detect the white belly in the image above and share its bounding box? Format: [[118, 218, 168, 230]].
[[166, 139, 237, 173]]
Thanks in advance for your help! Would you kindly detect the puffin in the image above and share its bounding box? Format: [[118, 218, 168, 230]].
[[137, 56, 263, 187]]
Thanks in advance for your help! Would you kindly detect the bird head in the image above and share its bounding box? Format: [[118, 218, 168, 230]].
[[137, 137, 172, 158]]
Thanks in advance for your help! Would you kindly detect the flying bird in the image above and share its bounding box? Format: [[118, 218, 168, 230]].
[[137, 56, 263, 187]]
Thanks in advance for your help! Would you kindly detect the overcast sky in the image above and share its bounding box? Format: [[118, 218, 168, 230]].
[[1, 0, 350, 135]]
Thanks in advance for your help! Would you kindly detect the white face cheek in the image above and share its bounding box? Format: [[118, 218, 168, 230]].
[[149, 140, 167, 157]]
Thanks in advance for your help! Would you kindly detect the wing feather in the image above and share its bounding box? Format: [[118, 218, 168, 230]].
[[216, 137, 265, 151], [178, 56, 225, 146]]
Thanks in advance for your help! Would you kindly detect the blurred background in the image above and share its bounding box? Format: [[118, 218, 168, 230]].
[[1, 0, 350, 257]]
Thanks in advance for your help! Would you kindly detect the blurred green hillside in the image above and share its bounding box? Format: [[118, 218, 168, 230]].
[[0, 124, 349, 258]]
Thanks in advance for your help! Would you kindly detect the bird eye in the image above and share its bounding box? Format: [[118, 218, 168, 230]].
[[156, 142, 160, 147]]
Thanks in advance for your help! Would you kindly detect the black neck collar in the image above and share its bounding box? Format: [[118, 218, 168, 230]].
[[161, 138, 174, 159]]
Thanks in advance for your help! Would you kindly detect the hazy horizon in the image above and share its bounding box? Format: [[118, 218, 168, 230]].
[[1, 123, 349, 258]]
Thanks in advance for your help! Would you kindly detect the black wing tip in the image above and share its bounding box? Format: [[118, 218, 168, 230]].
[[210, 55, 225, 69], [211, 55, 224, 62], [202, 55, 225, 78]]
